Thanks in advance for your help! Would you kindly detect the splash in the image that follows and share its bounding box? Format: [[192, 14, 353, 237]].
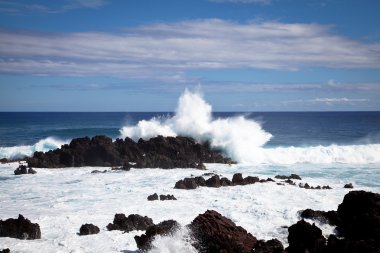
[[119, 89, 273, 163], [120, 89, 380, 165], [0, 137, 67, 160]]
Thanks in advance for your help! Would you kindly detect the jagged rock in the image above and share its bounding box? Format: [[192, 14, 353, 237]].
[[0, 249, 10, 253], [106, 214, 153, 232], [79, 224, 100, 236], [254, 239, 284, 253], [326, 234, 379, 253], [28, 168, 37, 174], [285, 179, 296, 185], [300, 209, 341, 226], [14, 165, 28, 175], [147, 193, 159, 201], [174, 177, 199, 189], [189, 210, 257, 253], [0, 214, 41, 240], [27, 135, 234, 169], [266, 177, 275, 182], [232, 173, 244, 185], [159, 194, 177, 200], [220, 177, 232, 186], [275, 174, 301, 180], [344, 183, 354, 189], [135, 220, 179, 252], [286, 219, 326, 253], [194, 176, 206, 186], [337, 190, 380, 241], [205, 175, 221, 188]]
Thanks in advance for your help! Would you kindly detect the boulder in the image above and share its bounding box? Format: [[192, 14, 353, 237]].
[[275, 174, 302, 180], [286, 219, 326, 253], [0, 249, 10, 253], [159, 194, 177, 201], [344, 183, 354, 189], [254, 239, 284, 253], [147, 193, 159, 201], [205, 175, 221, 188], [300, 209, 341, 226], [79, 224, 100, 236], [14, 165, 28, 175], [135, 220, 179, 252], [336, 190, 380, 240], [232, 173, 244, 185], [0, 214, 41, 240], [174, 177, 199, 190], [106, 214, 154, 232], [189, 210, 257, 253]]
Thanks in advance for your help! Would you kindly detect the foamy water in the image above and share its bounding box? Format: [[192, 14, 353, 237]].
[[1, 162, 378, 252]]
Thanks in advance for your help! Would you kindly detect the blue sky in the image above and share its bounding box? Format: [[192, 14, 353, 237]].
[[0, 0, 380, 111]]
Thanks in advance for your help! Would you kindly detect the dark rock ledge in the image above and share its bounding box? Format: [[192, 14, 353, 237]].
[[0, 214, 41, 240], [27, 135, 235, 169]]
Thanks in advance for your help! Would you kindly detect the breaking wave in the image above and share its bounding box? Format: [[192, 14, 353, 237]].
[[120, 89, 380, 165], [0, 137, 66, 160]]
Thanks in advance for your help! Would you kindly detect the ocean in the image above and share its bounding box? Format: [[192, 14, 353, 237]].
[[1, 91, 380, 252]]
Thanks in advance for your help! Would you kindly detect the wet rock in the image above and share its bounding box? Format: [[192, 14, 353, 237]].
[[275, 174, 302, 180], [194, 176, 207, 187], [27, 135, 234, 169], [266, 177, 275, 182], [220, 177, 232, 186], [0, 214, 41, 240], [232, 173, 244, 185], [284, 179, 296, 185], [0, 158, 10, 163], [326, 234, 379, 253], [243, 176, 260, 185], [174, 177, 199, 190], [27, 168, 37, 174], [106, 214, 154, 232], [0, 249, 10, 253], [79, 224, 100, 236], [159, 194, 177, 201], [189, 210, 257, 253], [14, 165, 28, 175], [300, 209, 341, 226], [286, 219, 326, 253], [337, 190, 380, 241], [254, 239, 284, 253], [135, 220, 179, 252], [91, 170, 107, 174], [147, 193, 159, 201], [344, 183, 354, 189], [205, 175, 221, 188]]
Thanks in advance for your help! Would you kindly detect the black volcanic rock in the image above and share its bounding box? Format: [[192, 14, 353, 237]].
[[159, 194, 177, 201], [205, 175, 221, 188], [0, 214, 41, 240], [344, 183, 354, 189], [106, 214, 154, 232], [275, 174, 302, 180], [0, 249, 10, 253], [147, 193, 159, 201], [254, 239, 284, 253], [14, 165, 28, 175], [336, 190, 380, 241], [79, 224, 100, 236], [189, 210, 258, 253], [135, 220, 179, 252], [286, 219, 326, 253], [300, 209, 341, 226], [27, 135, 234, 169]]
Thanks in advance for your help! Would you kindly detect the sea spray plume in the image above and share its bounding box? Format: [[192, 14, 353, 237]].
[[119, 89, 273, 163]]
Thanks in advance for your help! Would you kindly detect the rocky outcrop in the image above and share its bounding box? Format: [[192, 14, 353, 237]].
[[286, 219, 326, 253], [189, 210, 257, 253], [174, 173, 267, 190], [135, 220, 179, 252], [254, 239, 284, 253], [275, 174, 302, 180], [14, 165, 36, 175], [336, 190, 379, 241], [147, 193, 177, 201], [0, 249, 10, 253], [0, 214, 41, 240], [300, 209, 341, 226], [106, 214, 154, 232], [27, 135, 234, 169], [344, 183, 354, 189], [79, 224, 100, 236]]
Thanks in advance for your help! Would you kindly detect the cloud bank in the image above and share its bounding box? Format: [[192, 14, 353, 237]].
[[0, 19, 380, 79]]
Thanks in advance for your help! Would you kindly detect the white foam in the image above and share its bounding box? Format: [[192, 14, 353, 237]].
[[0, 137, 67, 159], [120, 89, 380, 165], [1, 163, 378, 252]]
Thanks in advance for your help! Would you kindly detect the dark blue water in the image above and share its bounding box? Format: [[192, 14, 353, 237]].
[[0, 112, 379, 148]]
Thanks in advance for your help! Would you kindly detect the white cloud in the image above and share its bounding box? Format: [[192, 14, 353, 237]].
[[0, 19, 380, 79]]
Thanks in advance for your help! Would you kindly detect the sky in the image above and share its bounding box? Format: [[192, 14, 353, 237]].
[[0, 0, 380, 111]]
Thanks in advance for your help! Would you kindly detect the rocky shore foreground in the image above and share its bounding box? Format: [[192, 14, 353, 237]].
[[26, 135, 234, 169], [1, 190, 378, 253]]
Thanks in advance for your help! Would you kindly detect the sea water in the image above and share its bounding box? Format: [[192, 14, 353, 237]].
[[0, 91, 379, 252]]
